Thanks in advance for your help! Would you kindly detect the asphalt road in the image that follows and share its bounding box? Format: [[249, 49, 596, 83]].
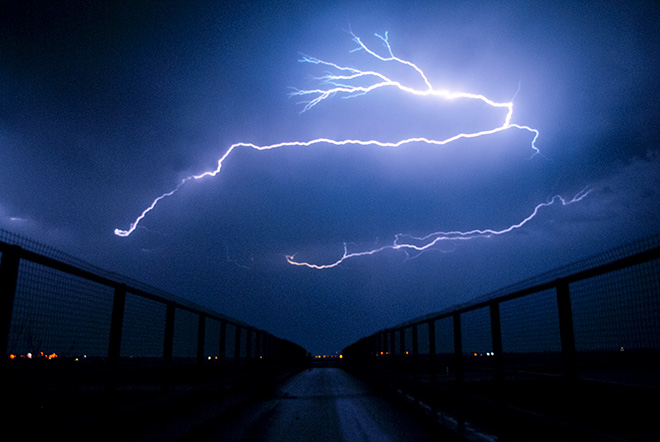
[[194, 366, 449, 442]]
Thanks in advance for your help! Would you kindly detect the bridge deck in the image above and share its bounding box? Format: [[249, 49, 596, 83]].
[[6, 360, 658, 441], [187, 365, 456, 442]]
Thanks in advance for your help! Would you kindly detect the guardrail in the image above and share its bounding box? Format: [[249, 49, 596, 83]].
[[341, 235, 660, 440], [0, 230, 307, 392], [343, 234, 660, 387]]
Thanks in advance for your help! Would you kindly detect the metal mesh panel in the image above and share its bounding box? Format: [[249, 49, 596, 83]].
[[225, 323, 236, 360], [172, 308, 198, 359], [380, 332, 389, 356], [500, 289, 561, 353], [434, 317, 454, 355], [346, 234, 658, 388], [250, 330, 260, 359], [0, 229, 216, 317], [204, 317, 221, 360], [9, 259, 113, 358], [1, 230, 92, 270], [475, 235, 660, 306], [250, 331, 259, 359], [121, 293, 166, 358], [257, 332, 266, 359], [244, 328, 253, 359], [254, 331, 262, 358], [404, 327, 413, 355], [238, 327, 247, 359], [571, 259, 660, 352], [461, 307, 491, 356], [417, 322, 429, 355], [2, 229, 303, 389]]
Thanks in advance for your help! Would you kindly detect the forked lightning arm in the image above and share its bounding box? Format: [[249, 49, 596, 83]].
[[114, 32, 587, 269], [285, 188, 591, 269]]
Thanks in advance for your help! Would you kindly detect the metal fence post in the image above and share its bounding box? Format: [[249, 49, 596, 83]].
[[412, 323, 419, 358], [108, 285, 126, 365], [453, 312, 463, 384], [253, 330, 259, 360], [260, 331, 266, 361], [556, 280, 577, 380], [0, 245, 20, 360], [399, 327, 406, 357], [161, 303, 176, 391], [106, 284, 126, 391], [490, 302, 504, 382], [246, 328, 252, 361], [197, 313, 206, 364], [273, 335, 280, 362], [428, 319, 436, 382], [164, 304, 175, 364], [412, 323, 419, 380], [234, 325, 241, 362], [265, 333, 270, 361], [219, 319, 227, 362]]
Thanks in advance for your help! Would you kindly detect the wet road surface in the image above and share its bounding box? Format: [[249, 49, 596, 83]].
[[195, 366, 448, 442]]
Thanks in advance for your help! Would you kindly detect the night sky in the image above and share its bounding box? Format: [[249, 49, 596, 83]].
[[2, 0, 659, 356]]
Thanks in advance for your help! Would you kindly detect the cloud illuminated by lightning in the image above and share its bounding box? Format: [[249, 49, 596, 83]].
[[115, 31, 586, 269]]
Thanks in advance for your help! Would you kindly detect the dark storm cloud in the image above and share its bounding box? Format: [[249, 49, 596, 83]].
[[1, 0, 659, 354]]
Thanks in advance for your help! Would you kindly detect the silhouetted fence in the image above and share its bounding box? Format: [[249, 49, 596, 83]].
[[343, 234, 660, 388], [0, 230, 307, 391]]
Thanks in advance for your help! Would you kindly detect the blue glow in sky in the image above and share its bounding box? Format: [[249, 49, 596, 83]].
[[1, 0, 659, 355]]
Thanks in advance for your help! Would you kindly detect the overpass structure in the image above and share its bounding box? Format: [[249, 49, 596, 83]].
[[2, 229, 658, 441]]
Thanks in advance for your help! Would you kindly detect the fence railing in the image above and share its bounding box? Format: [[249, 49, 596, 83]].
[[342, 234, 660, 388], [0, 230, 307, 391]]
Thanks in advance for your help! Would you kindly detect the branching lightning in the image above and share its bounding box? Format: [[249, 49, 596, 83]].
[[285, 188, 591, 269], [115, 31, 588, 269]]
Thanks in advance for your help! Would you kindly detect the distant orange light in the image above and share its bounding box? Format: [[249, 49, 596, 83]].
[[339, 354, 343, 359]]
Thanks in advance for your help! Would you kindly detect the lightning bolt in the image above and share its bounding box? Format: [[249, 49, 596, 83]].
[[115, 31, 586, 269], [285, 188, 591, 269]]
